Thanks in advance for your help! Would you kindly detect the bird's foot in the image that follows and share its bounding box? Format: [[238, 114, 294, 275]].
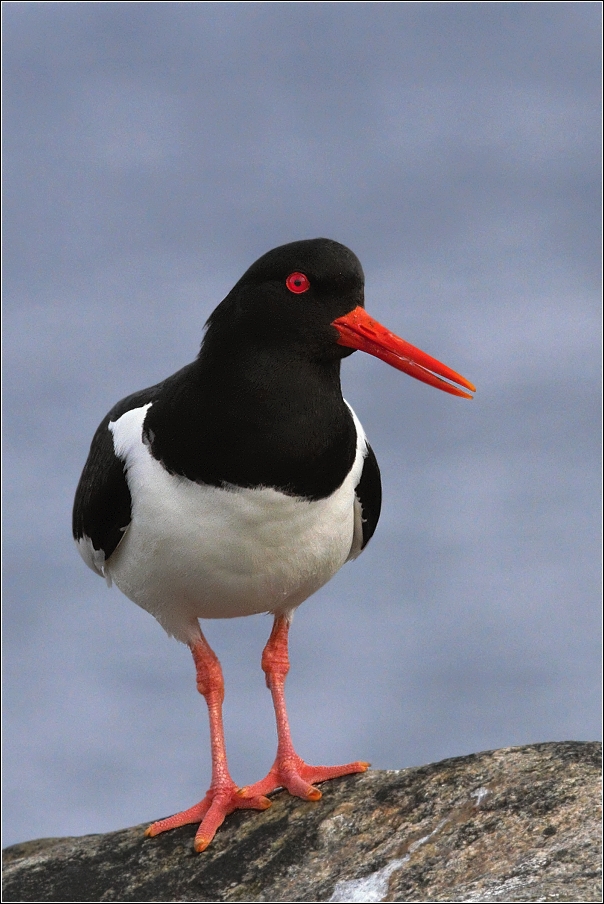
[[238, 751, 369, 802], [145, 780, 271, 852]]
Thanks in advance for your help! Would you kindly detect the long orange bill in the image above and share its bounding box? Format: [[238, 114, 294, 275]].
[[332, 305, 476, 399]]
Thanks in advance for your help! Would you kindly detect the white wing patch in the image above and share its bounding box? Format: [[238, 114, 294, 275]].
[[344, 400, 368, 562], [76, 535, 113, 587]]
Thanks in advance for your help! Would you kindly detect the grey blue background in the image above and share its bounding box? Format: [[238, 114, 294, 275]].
[[4, 2, 600, 847]]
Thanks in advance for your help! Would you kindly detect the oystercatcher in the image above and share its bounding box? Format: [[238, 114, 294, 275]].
[[73, 238, 475, 852]]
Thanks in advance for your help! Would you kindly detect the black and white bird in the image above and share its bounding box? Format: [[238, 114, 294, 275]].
[[73, 238, 475, 852]]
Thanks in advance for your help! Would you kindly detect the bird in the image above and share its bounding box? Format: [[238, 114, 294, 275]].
[[72, 237, 475, 853]]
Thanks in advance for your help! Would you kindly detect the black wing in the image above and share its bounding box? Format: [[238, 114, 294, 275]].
[[352, 441, 382, 555], [72, 382, 165, 574]]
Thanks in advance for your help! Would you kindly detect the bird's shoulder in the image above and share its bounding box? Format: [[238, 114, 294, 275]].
[[72, 364, 194, 576], [349, 441, 382, 559]]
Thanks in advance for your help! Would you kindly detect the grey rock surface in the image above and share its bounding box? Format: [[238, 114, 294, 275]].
[[3, 741, 601, 903]]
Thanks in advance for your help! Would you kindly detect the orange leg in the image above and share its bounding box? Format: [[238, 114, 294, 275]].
[[239, 615, 369, 801], [145, 632, 270, 852]]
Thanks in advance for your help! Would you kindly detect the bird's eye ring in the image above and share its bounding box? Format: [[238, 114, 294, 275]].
[[286, 272, 310, 294]]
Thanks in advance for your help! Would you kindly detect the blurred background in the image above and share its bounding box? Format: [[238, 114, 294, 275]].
[[3, 1, 600, 847]]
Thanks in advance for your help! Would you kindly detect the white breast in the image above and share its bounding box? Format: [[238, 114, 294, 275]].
[[105, 403, 367, 644]]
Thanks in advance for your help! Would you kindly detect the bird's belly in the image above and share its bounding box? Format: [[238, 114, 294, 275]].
[[107, 456, 357, 640]]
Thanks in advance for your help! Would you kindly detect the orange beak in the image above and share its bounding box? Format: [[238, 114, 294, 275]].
[[332, 306, 475, 400]]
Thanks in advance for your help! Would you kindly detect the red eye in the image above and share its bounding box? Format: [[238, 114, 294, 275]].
[[286, 272, 310, 294]]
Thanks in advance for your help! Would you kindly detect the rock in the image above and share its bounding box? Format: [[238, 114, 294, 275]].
[[3, 741, 601, 903]]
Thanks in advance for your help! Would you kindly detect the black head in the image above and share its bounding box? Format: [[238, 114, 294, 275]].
[[203, 238, 365, 364], [202, 237, 475, 398]]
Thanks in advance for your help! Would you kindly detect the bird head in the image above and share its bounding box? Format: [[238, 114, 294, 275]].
[[205, 237, 475, 399]]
